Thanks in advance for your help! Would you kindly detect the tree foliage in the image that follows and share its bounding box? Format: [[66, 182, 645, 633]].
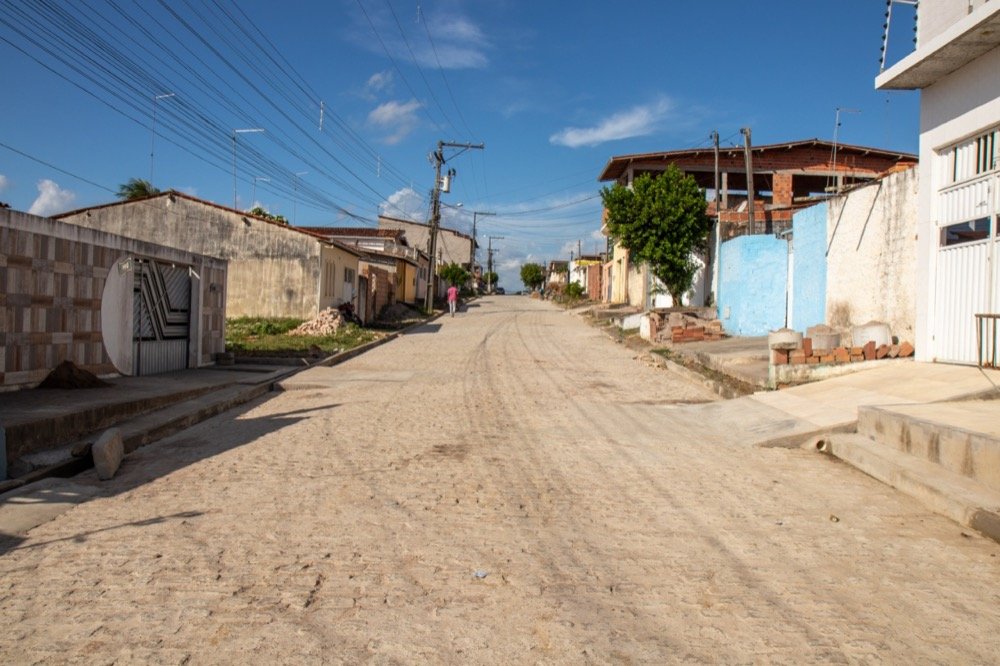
[[520, 263, 545, 290], [117, 178, 160, 200], [249, 206, 288, 225], [482, 271, 498, 287], [601, 166, 711, 304], [438, 262, 470, 287]]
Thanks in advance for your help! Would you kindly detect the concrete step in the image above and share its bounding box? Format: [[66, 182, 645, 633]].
[[6, 382, 274, 486], [817, 433, 1000, 543], [858, 401, 1000, 493]]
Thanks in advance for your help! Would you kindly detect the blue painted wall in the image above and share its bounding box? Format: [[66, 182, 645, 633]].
[[791, 202, 827, 332], [717, 235, 788, 336]]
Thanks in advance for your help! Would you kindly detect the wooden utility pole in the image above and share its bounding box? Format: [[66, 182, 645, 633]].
[[741, 127, 756, 235], [425, 140, 485, 311]]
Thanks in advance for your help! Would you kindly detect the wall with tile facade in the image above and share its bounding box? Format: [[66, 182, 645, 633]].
[[1, 209, 227, 390]]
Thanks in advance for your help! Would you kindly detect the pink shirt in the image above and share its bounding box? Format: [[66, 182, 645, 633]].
[[447, 286, 459, 302]]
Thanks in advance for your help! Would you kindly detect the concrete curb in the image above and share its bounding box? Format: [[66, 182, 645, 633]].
[[2, 314, 445, 492], [816, 433, 1000, 544]]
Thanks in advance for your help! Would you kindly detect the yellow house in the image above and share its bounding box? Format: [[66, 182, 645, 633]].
[[318, 242, 363, 311]]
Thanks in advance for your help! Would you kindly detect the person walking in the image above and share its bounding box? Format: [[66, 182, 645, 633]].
[[447, 284, 459, 317]]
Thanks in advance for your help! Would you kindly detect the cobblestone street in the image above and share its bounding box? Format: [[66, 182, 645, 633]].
[[2, 296, 999, 663]]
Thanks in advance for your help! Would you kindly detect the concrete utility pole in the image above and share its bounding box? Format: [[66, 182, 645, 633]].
[[425, 140, 485, 311], [741, 127, 756, 235], [487, 235, 504, 293], [471, 211, 495, 286]]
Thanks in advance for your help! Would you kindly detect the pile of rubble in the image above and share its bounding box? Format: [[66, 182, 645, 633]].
[[290, 308, 345, 336], [649, 311, 726, 344]]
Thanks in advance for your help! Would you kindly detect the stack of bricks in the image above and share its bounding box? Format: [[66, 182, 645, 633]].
[[772, 338, 915, 366], [670, 319, 725, 344]]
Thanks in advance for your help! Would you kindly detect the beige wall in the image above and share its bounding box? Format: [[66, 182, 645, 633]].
[[319, 245, 361, 310], [378, 217, 474, 267], [59, 195, 326, 319], [918, 0, 991, 44]]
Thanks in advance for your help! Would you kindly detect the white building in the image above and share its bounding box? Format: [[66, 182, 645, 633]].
[[877, 1, 1000, 364]]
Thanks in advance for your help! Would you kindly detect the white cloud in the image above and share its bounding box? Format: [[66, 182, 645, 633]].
[[351, 9, 488, 70], [379, 187, 427, 221], [550, 97, 674, 148], [364, 70, 393, 98], [28, 179, 75, 216], [0, 174, 9, 192], [367, 98, 423, 145]]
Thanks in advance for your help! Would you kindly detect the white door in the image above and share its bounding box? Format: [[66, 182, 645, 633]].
[[933, 174, 998, 364]]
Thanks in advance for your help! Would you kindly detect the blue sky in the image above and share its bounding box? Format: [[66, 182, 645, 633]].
[[0, 1, 919, 289]]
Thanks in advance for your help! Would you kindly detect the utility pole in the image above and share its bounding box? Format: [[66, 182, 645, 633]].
[[293, 171, 307, 225], [741, 127, 755, 235], [712, 130, 722, 306], [487, 235, 504, 293], [150, 93, 175, 185], [251, 176, 269, 205], [829, 107, 860, 194], [471, 211, 495, 286], [425, 140, 485, 311], [233, 128, 264, 210]]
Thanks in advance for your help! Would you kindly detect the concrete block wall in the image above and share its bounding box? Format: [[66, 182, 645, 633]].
[[790, 202, 827, 332], [718, 234, 788, 336], [1, 209, 226, 390], [825, 167, 917, 343]]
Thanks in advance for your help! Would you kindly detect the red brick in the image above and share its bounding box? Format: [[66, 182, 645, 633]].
[[790, 351, 807, 365], [802, 337, 813, 357], [850, 346, 864, 356], [772, 349, 789, 364], [820, 354, 835, 364], [850, 355, 864, 363], [876, 344, 890, 359], [833, 347, 850, 363], [898, 341, 914, 357], [863, 340, 876, 361], [806, 356, 820, 364]]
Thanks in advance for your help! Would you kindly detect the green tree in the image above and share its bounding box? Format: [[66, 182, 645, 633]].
[[601, 166, 710, 304], [438, 262, 470, 287], [249, 206, 288, 225], [520, 263, 544, 290], [482, 271, 498, 287], [117, 178, 160, 200]]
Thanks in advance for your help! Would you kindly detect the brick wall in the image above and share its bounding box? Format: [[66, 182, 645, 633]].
[[1, 209, 226, 390], [586, 263, 602, 301], [361, 265, 393, 320]]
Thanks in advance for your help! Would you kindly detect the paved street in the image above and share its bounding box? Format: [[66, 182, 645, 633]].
[[2, 296, 999, 663]]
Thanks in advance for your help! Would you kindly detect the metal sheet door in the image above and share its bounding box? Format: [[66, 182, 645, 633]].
[[133, 259, 191, 375]]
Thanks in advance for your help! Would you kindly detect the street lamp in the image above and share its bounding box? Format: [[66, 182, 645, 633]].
[[232, 128, 264, 209]]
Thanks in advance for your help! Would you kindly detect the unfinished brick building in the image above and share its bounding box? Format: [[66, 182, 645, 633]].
[[598, 138, 917, 239]]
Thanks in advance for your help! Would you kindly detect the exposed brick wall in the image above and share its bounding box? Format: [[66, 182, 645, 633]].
[[586, 263, 602, 301], [361, 265, 392, 321]]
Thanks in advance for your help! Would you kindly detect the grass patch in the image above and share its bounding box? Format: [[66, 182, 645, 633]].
[[226, 317, 382, 357]]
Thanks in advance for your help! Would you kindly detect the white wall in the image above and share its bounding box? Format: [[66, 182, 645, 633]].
[[825, 168, 919, 344], [918, 0, 991, 44], [917, 47, 1000, 360]]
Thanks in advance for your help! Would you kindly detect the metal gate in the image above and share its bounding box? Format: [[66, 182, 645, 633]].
[[133, 259, 191, 375], [933, 173, 998, 364]]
